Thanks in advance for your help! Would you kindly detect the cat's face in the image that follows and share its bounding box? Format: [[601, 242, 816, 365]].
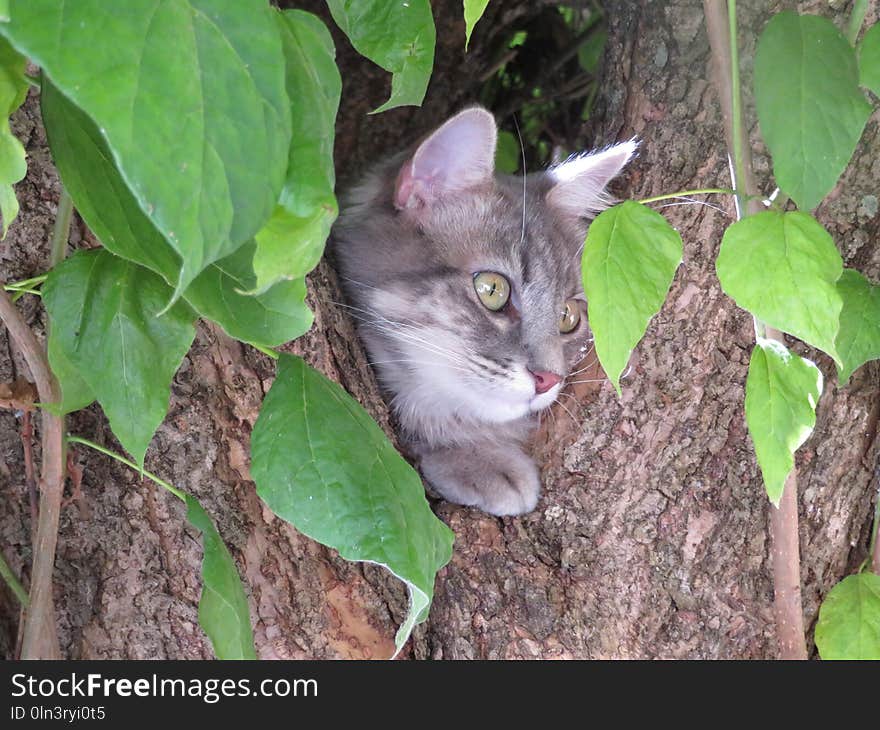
[[333, 108, 635, 444]]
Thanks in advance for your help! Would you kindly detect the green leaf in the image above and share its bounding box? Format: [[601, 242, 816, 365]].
[[185, 495, 256, 660], [41, 79, 180, 283], [250, 10, 341, 296], [578, 28, 607, 74], [43, 250, 196, 466], [754, 12, 871, 211], [745, 338, 822, 505], [716, 211, 843, 365], [326, 0, 436, 113], [251, 354, 454, 653], [2, 0, 292, 296], [495, 130, 520, 174], [464, 0, 489, 50], [836, 269, 880, 383], [0, 1, 9, 22], [859, 22, 880, 96], [41, 80, 312, 349], [582, 201, 682, 394], [46, 335, 94, 415], [185, 241, 313, 347], [815, 573, 880, 660], [0, 36, 27, 237]]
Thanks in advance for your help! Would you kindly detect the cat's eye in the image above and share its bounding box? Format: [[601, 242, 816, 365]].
[[559, 299, 581, 333], [473, 272, 510, 311]]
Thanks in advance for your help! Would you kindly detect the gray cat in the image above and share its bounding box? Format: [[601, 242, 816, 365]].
[[332, 107, 634, 516]]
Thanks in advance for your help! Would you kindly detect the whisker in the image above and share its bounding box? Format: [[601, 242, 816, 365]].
[[657, 197, 730, 216], [513, 113, 527, 245], [567, 357, 599, 378], [553, 397, 580, 427], [368, 358, 473, 375], [330, 300, 473, 367]]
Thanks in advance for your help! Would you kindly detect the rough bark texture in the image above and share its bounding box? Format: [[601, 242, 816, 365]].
[[1, 0, 877, 659]]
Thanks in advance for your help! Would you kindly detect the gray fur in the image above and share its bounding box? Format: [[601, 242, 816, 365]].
[[331, 107, 634, 516]]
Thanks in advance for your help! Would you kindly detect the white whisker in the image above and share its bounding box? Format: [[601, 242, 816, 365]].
[[553, 397, 580, 426], [513, 113, 527, 245], [657, 196, 730, 216]]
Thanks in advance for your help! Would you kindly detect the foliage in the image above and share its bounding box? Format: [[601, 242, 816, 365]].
[[743, 339, 822, 506], [250, 355, 454, 653], [582, 201, 682, 395], [0, 0, 877, 660], [326, 0, 435, 113], [715, 211, 843, 366], [464, 0, 490, 50], [0, 36, 25, 236], [577, 7, 880, 655], [754, 12, 871, 211], [815, 573, 880, 660], [0, 0, 450, 658]]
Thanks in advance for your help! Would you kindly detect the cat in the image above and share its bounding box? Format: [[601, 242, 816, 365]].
[[332, 106, 635, 516]]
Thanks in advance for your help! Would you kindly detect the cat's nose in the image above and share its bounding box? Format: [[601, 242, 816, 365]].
[[529, 369, 562, 395]]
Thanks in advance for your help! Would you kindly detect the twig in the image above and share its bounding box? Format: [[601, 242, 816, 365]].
[[67, 435, 186, 501], [0, 289, 64, 659], [703, 0, 807, 659], [21, 410, 38, 530]]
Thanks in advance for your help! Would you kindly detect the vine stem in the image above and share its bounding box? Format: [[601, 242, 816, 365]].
[[0, 289, 63, 659], [870, 488, 880, 575], [0, 549, 29, 606], [251, 343, 280, 360], [703, 0, 808, 660], [49, 188, 73, 268], [67, 436, 186, 502], [846, 0, 868, 45], [637, 188, 735, 204]]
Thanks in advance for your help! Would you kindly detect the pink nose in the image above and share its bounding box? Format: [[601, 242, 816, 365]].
[[529, 369, 562, 395]]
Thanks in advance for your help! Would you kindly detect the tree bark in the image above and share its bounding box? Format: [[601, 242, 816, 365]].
[[1, 0, 877, 660]]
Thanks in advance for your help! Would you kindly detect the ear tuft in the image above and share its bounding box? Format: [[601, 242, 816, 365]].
[[546, 139, 638, 220], [394, 106, 497, 211]]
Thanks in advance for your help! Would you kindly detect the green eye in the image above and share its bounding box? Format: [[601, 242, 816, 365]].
[[473, 272, 511, 311], [559, 298, 581, 333]]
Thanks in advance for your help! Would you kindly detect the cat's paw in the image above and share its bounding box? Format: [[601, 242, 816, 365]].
[[418, 444, 541, 516]]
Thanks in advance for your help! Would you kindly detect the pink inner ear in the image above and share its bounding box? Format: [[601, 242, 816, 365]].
[[393, 107, 497, 212]]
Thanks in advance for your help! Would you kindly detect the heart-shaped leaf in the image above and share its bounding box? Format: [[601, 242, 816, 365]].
[[41, 79, 312, 348], [251, 354, 454, 654], [582, 201, 683, 394], [716, 211, 843, 365], [250, 10, 341, 296], [0, 36, 27, 236], [44, 250, 196, 466], [186, 496, 256, 660], [464, 0, 490, 50], [835, 268, 880, 383], [2, 0, 292, 296], [745, 338, 823, 505], [858, 22, 880, 96], [326, 0, 435, 113], [815, 573, 880, 660], [755, 12, 871, 210]]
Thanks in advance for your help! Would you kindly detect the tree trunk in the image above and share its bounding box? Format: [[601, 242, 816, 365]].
[[1, 0, 877, 660]]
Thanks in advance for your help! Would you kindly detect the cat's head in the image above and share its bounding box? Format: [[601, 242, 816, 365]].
[[333, 106, 635, 444]]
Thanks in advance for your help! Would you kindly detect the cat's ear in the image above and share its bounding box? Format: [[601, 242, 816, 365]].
[[394, 106, 497, 211], [546, 140, 638, 220]]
